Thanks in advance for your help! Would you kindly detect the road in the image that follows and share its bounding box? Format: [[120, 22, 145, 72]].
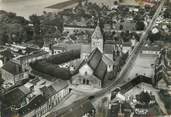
[[64, 26, 144, 34], [153, 92, 168, 114]]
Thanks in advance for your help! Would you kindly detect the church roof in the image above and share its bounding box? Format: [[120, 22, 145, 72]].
[[102, 55, 114, 65], [87, 48, 102, 70], [84, 48, 107, 81], [91, 23, 103, 40], [104, 44, 114, 54], [2, 61, 22, 75]]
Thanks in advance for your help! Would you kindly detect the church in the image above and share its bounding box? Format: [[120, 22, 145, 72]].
[[71, 22, 123, 88], [81, 21, 122, 72]]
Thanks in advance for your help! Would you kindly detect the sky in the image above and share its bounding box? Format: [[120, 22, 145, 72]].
[[0, 0, 68, 19]]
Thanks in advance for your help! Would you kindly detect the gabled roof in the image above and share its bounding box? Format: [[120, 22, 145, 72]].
[[87, 48, 102, 70], [104, 44, 114, 54], [102, 54, 114, 65], [94, 59, 107, 80], [18, 95, 46, 116], [18, 50, 48, 62], [91, 22, 103, 40], [2, 61, 22, 75], [53, 43, 81, 51], [80, 48, 107, 81], [1, 86, 30, 107], [52, 79, 68, 92], [40, 86, 56, 99]]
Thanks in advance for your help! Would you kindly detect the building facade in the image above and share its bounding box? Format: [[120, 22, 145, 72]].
[[1, 61, 28, 87], [72, 48, 108, 88]]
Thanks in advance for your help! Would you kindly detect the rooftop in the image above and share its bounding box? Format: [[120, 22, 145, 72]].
[[78, 48, 109, 81], [104, 44, 114, 54], [0, 49, 14, 59], [17, 50, 48, 61], [39, 79, 68, 99], [142, 46, 161, 51], [91, 22, 103, 40], [2, 61, 22, 75], [1, 86, 30, 108], [18, 95, 46, 116], [46, 98, 94, 117]]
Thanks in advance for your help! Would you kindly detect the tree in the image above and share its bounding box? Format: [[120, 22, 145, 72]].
[[136, 21, 145, 30], [148, 31, 161, 43], [29, 14, 40, 26], [139, 91, 151, 105], [119, 24, 123, 30], [163, 8, 171, 19], [0, 11, 30, 44]]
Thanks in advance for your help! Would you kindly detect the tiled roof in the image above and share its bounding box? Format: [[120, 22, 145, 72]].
[[1, 86, 30, 107], [52, 79, 68, 92], [87, 48, 102, 70], [2, 61, 22, 75], [91, 23, 103, 40], [94, 59, 107, 80], [102, 55, 114, 65], [53, 43, 81, 51], [40, 86, 56, 99], [84, 48, 107, 81], [39, 79, 68, 99], [18, 95, 46, 116], [104, 44, 114, 54], [19, 50, 48, 61], [30, 77, 40, 85]]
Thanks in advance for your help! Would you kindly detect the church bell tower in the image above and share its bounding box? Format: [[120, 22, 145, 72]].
[[91, 21, 104, 53]]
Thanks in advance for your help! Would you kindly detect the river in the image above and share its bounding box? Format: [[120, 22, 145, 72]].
[[0, 0, 68, 19]]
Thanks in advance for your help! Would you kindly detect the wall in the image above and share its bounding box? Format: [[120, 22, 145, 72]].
[[79, 64, 93, 76], [1, 69, 15, 85]]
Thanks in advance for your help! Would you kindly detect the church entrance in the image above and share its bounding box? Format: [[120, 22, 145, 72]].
[[83, 79, 90, 85]]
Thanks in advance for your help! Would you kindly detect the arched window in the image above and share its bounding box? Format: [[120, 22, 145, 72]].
[[83, 79, 86, 84], [85, 71, 88, 76], [87, 80, 89, 85]]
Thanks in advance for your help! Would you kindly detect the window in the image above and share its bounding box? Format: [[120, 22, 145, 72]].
[[83, 79, 86, 84], [87, 80, 89, 85], [85, 71, 88, 76]]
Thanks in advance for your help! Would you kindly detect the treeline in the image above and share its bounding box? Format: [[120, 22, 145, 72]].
[[0, 10, 64, 47]]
